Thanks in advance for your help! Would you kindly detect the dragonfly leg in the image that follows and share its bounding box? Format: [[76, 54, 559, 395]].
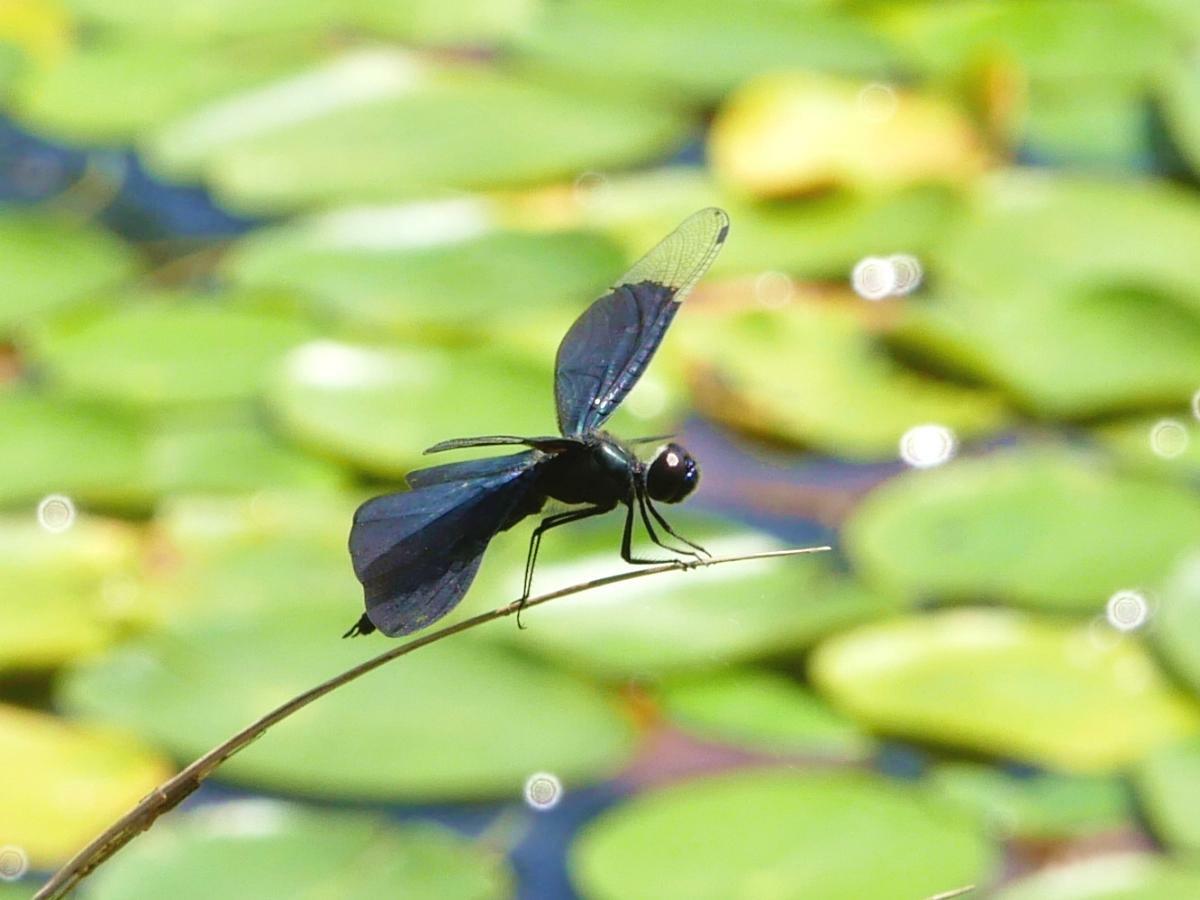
[[520, 504, 613, 628], [620, 491, 680, 566], [644, 497, 711, 559]]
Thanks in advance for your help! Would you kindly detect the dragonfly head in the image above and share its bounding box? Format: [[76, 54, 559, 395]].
[[645, 442, 700, 504]]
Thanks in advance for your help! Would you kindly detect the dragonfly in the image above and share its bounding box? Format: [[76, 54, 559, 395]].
[[346, 207, 730, 637]]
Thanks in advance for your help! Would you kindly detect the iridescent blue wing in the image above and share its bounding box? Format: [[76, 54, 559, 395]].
[[554, 208, 729, 436], [349, 451, 543, 636]]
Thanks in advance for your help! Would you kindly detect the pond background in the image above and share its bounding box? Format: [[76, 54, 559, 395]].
[[4, 1, 1200, 898]]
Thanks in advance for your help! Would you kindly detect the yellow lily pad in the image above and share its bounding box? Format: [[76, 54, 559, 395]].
[[812, 608, 1200, 773]]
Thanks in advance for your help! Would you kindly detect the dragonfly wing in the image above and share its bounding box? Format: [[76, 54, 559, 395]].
[[350, 452, 544, 636], [554, 207, 729, 436]]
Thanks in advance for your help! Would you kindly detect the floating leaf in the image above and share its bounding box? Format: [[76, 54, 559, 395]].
[[30, 293, 316, 410], [811, 608, 1200, 772], [710, 72, 989, 197], [1134, 737, 1200, 853], [148, 53, 692, 212], [573, 769, 994, 900], [844, 449, 1200, 612], [87, 802, 510, 900], [678, 302, 1007, 459], [1094, 414, 1200, 481], [0, 514, 142, 670], [1152, 554, 1200, 699], [518, 0, 896, 102], [63, 611, 634, 800], [1020, 84, 1151, 170], [657, 669, 871, 758], [0, 704, 172, 867], [1160, 54, 1200, 178], [267, 340, 556, 478], [485, 520, 897, 680], [224, 201, 623, 336], [0, 213, 136, 332], [928, 762, 1130, 841], [0, 390, 143, 507], [996, 854, 1200, 900]]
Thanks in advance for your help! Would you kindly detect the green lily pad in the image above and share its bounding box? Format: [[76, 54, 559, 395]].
[[266, 340, 556, 478], [710, 72, 989, 197], [1020, 83, 1151, 169], [1134, 737, 1200, 853], [1152, 554, 1200, 696], [678, 302, 1007, 459], [148, 55, 692, 212], [517, 0, 896, 102], [657, 669, 871, 759], [484, 519, 895, 680], [224, 204, 623, 336], [87, 802, 509, 900], [1094, 414, 1200, 480], [811, 608, 1200, 772], [996, 854, 1200, 900], [1160, 54, 1200, 178], [0, 390, 143, 507], [0, 703, 172, 867], [0, 213, 136, 332], [29, 293, 316, 410], [353, 0, 539, 45], [572, 769, 995, 900], [62, 610, 635, 800], [928, 762, 1130, 841], [11, 36, 319, 143], [0, 513, 143, 670], [844, 449, 1200, 612]]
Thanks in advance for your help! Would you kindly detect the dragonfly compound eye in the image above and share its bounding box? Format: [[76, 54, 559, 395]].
[[646, 443, 700, 503]]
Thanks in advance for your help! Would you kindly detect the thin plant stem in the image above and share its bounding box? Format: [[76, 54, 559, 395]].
[[34, 544, 830, 899]]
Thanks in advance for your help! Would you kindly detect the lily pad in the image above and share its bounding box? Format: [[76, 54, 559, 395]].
[[0, 390, 143, 507], [996, 854, 1200, 900], [1133, 737, 1200, 853], [1094, 414, 1200, 481], [811, 608, 1200, 772], [148, 55, 692, 212], [677, 302, 1007, 459], [1159, 54, 1200, 178], [844, 449, 1200, 612], [0, 704, 172, 867], [928, 762, 1130, 840], [657, 669, 871, 759], [485, 519, 895, 680], [87, 802, 510, 900], [0, 213, 136, 332], [224, 202, 623, 336], [710, 72, 989, 197], [572, 769, 995, 900], [11, 36, 319, 143], [0, 513, 143, 670], [62, 610, 635, 800], [30, 293, 316, 410], [266, 340, 556, 478], [517, 0, 896, 102], [1152, 553, 1200, 696]]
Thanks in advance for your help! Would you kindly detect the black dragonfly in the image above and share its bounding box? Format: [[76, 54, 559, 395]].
[[346, 207, 730, 638]]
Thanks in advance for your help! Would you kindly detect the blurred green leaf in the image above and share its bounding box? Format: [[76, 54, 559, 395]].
[[267, 340, 556, 478], [29, 293, 317, 410], [1094, 414, 1200, 481], [518, 0, 897, 103], [0, 703, 171, 867], [812, 608, 1200, 772], [928, 762, 1130, 841], [11, 36, 319, 143], [87, 802, 510, 900], [845, 449, 1200, 611], [573, 769, 994, 900], [1021, 84, 1151, 169], [147, 53, 693, 212], [657, 668, 872, 758], [0, 213, 136, 332], [996, 854, 1200, 900], [63, 612, 635, 800], [678, 303, 1007, 459], [0, 390, 143, 506], [1159, 54, 1200, 179], [1134, 737, 1200, 853], [0, 514, 142, 670], [710, 72, 989, 197], [1151, 554, 1200, 697], [485, 520, 898, 680], [224, 202, 623, 336]]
